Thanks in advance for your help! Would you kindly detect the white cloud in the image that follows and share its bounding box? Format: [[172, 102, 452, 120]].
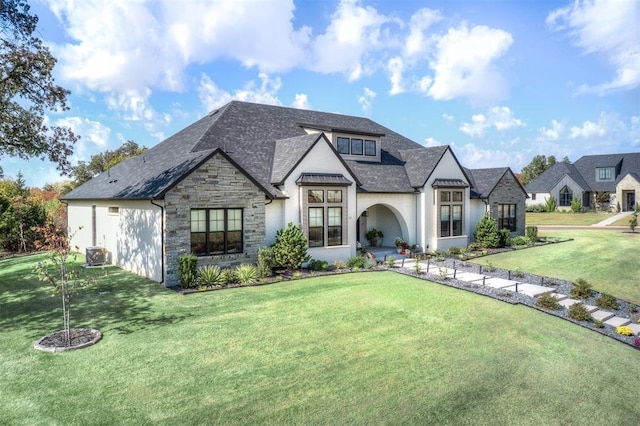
[[404, 8, 442, 58], [424, 136, 441, 147], [387, 56, 405, 94], [547, 0, 640, 95], [291, 93, 311, 109], [198, 73, 283, 112], [455, 142, 525, 170], [358, 87, 377, 115], [538, 120, 564, 141], [569, 120, 606, 139], [460, 106, 524, 137], [54, 116, 112, 161], [310, 0, 390, 79], [427, 25, 513, 105], [442, 113, 454, 122]]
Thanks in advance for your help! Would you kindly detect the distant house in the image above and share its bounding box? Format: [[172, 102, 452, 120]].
[[524, 153, 640, 211], [63, 101, 526, 286]]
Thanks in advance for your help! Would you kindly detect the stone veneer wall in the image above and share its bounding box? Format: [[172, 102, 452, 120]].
[[163, 153, 266, 286], [487, 172, 527, 236]]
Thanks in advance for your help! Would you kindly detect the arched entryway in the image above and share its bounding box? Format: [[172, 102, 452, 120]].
[[357, 203, 409, 248]]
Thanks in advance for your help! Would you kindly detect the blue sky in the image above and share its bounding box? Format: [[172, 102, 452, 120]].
[[4, 0, 639, 187]]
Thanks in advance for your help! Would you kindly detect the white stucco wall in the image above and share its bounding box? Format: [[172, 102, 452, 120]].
[[526, 192, 551, 207], [357, 192, 416, 247], [67, 200, 163, 282], [469, 199, 489, 237]]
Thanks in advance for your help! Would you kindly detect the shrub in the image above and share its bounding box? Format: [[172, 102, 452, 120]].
[[509, 236, 529, 246], [178, 254, 198, 288], [570, 195, 583, 213], [235, 264, 259, 285], [272, 222, 311, 270], [544, 195, 557, 212], [474, 214, 500, 248], [308, 259, 329, 272], [346, 256, 367, 269], [526, 203, 547, 213], [568, 303, 593, 322], [536, 293, 561, 310], [595, 293, 618, 310], [413, 259, 422, 274], [498, 228, 511, 247], [629, 212, 638, 233], [197, 265, 225, 288], [467, 242, 481, 251], [221, 268, 236, 285], [385, 256, 396, 267], [433, 249, 446, 261], [525, 226, 538, 241], [257, 247, 274, 278], [291, 271, 303, 279], [616, 326, 633, 336], [513, 268, 524, 278], [332, 260, 347, 269], [364, 259, 377, 270], [593, 320, 604, 328], [447, 246, 462, 255], [570, 278, 593, 299]]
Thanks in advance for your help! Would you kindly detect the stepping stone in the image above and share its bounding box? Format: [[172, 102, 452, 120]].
[[483, 277, 518, 289], [603, 316, 631, 327], [452, 271, 486, 282], [504, 283, 553, 297], [558, 299, 598, 312], [547, 292, 568, 301], [591, 310, 615, 322], [627, 323, 640, 336]]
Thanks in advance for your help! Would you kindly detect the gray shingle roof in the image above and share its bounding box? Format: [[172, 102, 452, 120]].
[[524, 153, 640, 193], [466, 167, 527, 199], [62, 101, 474, 200]]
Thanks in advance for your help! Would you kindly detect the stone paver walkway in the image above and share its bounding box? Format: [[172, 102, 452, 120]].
[[395, 257, 639, 338]]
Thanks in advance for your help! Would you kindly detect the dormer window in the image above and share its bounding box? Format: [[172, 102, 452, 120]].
[[335, 135, 379, 162], [597, 167, 613, 181]]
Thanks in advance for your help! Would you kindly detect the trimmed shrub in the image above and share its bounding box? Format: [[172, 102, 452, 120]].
[[272, 222, 311, 270], [509, 236, 529, 246], [525, 226, 538, 241], [593, 320, 604, 328], [197, 265, 225, 288], [178, 254, 198, 288], [536, 293, 561, 310], [235, 264, 259, 285], [221, 268, 236, 285], [474, 214, 500, 248], [308, 259, 329, 272], [568, 303, 593, 322], [570, 196, 583, 212], [385, 256, 396, 267], [595, 293, 618, 310], [570, 278, 593, 299], [347, 256, 367, 269], [257, 247, 274, 278]]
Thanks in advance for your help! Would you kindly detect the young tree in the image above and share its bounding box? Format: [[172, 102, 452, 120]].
[[520, 155, 557, 186], [474, 214, 500, 248], [0, 0, 78, 173], [630, 212, 638, 233], [272, 222, 311, 270]]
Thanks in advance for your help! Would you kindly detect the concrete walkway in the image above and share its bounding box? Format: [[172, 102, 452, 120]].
[[592, 210, 634, 226], [395, 257, 640, 337]]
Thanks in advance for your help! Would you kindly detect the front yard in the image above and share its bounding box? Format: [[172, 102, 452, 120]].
[[526, 211, 615, 226], [1, 254, 639, 424]]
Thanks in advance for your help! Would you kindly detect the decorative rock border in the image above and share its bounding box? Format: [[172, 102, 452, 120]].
[[34, 328, 102, 353]]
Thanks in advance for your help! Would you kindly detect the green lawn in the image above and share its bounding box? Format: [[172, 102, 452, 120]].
[[1, 254, 639, 425], [526, 212, 614, 226], [473, 230, 640, 305]]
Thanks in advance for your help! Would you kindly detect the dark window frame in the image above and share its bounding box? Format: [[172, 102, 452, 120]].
[[559, 186, 572, 207], [190, 208, 243, 255], [498, 204, 517, 232], [439, 190, 463, 237], [364, 139, 376, 156]]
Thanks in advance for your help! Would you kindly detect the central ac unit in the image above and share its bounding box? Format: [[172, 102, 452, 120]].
[[86, 247, 107, 266]]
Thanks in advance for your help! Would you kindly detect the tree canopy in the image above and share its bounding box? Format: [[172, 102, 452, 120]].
[[0, 0, 77, 173], [70, 140, 148, 188], [520, 155, 557, 186]]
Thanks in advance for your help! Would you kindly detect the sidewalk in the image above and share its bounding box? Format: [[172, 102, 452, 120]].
[[592, 210, 633, 227]]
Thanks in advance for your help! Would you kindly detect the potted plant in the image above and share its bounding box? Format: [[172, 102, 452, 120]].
[[366, 228, 384, 247], [394, 237, 405, 253]]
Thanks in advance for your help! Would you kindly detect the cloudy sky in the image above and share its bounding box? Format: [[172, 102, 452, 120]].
[[4, 0, 639, 187]]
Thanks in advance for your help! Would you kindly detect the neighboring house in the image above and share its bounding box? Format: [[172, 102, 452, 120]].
[[63, 101, 526, 286], [524, 153, 640, 211]]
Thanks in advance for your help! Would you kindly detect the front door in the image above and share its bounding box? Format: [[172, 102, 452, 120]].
[[627, 192, 636, 211]]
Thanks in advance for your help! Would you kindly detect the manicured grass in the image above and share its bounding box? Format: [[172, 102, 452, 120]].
[[473, 230, 640, 305], [610, 214, 637, 227], [526, 212, 614, 226], [1, 254, 639, 424]]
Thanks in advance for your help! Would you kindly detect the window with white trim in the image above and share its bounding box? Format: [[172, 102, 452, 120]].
[[190, 208, 243, 255], [306, 189, 344, 247], [439, 190, 463, 237]]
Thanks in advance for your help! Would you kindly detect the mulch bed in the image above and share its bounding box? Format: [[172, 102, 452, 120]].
[[34, 328, 102, 353]]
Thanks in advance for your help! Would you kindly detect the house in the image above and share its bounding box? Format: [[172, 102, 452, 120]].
[[63, 101, 526, 286], [524, 153, 640, 211]]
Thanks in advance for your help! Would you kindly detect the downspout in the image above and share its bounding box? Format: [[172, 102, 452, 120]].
[[150, 199, 165, 285]]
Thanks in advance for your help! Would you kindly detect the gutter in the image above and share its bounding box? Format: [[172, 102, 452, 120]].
[[150, 199, 165, 284]]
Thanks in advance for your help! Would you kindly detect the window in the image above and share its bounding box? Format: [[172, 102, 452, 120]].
[[597, 168, 612, 181], [439, 190, 463, 237], [190, 208, 243, 255], [531, 193, 536, 200], [305, 189, 344, 247], [559, 186, 572, 207], [498, 204, 517, 231], [108, 206, 119, 215], [335, 136, 377, 157], [365, 140, 376, 156], [351, 138, 363, 155], [337, 137, 350, 154]]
